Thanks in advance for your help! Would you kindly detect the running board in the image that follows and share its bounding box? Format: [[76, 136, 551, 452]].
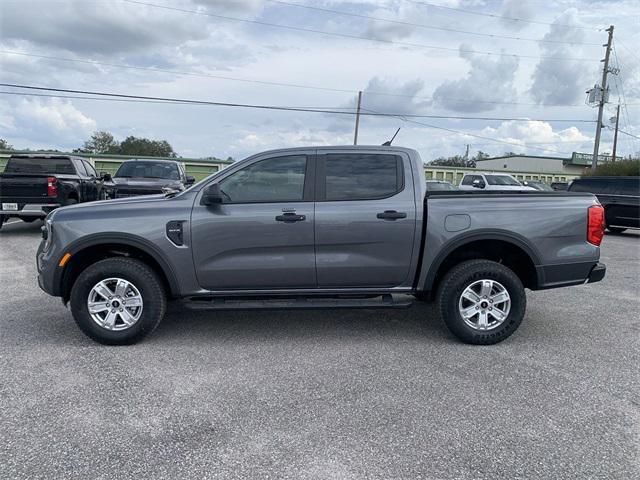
[[182, 294, 414, 311]]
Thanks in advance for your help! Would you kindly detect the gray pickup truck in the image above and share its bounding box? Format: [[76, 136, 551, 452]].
[[36, 146, 606, 345]]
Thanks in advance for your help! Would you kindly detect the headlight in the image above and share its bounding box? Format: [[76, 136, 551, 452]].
[[41, 219, 53, 251]]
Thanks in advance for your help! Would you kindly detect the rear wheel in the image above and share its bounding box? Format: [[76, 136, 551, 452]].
[[19, 217, 37, 223], [70, 257, 166, 345], [437, 260, 526, 345]]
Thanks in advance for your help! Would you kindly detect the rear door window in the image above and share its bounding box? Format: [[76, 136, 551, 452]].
[[321, 154, 403, 201]]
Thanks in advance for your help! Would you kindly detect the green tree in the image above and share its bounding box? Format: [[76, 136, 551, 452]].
[[75, 131, 119, 154], [0, 138, 14, 150], [117, 136, 177, 158]]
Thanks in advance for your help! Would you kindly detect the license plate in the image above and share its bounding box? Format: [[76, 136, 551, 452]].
[[2, 203, 18, 211]]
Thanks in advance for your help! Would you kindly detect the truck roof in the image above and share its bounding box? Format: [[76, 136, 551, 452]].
[[245, 145, 420, 156]]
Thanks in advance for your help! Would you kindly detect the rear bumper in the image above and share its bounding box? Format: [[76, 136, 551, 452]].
[[534, 261, 606, 290], [0, 203, 60, 216], [587, 262, 606, 284]]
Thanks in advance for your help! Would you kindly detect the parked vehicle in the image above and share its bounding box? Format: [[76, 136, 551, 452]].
[[458, 172, 535, 191], [0, 154, 110, 229], [522, 180, 554, 191], [551, 182, 569, 191], [568, 176, 639, 233], [426, 179, 458, 191], [112, 159, 195, 198], [37, 146, 606, 346]]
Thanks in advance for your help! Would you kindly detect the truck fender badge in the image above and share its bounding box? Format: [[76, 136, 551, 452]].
[[166, 220, 185, 246]]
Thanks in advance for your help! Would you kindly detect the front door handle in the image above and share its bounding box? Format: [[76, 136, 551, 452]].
[[377, 210, 407, 220], [276, 212, 306, 223]]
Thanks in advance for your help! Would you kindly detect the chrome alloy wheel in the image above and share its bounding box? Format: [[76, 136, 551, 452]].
[[458, 279, 511, 331], [87, 278, 143, 331]]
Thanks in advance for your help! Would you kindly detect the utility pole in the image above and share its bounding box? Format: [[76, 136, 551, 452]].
[[464, 144, 470, 161], [612, 102, 620, 162], [353, 90, 362, 145], [591, 25, 614, 169]]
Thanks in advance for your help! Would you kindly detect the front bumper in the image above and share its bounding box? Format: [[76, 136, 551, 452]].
[[587, 262, 606, 284]]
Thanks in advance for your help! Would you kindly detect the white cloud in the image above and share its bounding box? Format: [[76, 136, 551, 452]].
[[431, 44, 520, 112]]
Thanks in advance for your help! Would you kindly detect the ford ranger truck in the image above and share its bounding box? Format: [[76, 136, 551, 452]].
[[36, 146, 606, 345]]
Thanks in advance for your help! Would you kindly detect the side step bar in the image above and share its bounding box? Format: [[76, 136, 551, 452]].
[[182, 294, 415, 311]]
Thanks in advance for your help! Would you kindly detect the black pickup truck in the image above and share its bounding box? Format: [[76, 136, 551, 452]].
[[0, 154, 111, 229]]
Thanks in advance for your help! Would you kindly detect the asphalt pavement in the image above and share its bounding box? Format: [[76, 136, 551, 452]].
[[1, 219, 638, 479]]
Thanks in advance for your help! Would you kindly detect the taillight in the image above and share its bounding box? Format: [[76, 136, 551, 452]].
[[47, 177, 57, 197], [587, 205, 605, 246]]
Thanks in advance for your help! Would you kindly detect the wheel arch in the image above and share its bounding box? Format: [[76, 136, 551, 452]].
[[421, 230, 542, 293], [56, 233, 180, 303]]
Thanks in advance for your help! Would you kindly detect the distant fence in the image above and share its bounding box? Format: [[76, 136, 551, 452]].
[[0, 155, 578, 184], [424, 165, 577, 185]]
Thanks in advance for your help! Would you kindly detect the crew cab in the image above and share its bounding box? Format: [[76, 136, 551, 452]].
[[0, 154, 110, 228], [112, 159, 195, 198], [36, 146, 606, 346], [459, 172, 535, 191]]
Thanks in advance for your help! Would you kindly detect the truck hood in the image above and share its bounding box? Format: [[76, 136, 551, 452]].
[[113, 177, 183, 190], [48, 194, 168, 220]]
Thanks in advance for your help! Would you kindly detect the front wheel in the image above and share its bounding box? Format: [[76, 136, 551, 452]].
[[70, 257, 166, 345], [437, 260, 526, 345]]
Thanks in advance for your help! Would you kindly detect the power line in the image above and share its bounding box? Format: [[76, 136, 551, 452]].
[[0, 50, 591, 108], [0, 83, 596, 123], [358, 107, 576, 155], [122, 0, 598, 62], [404, 0, 602, 30], [0, 83, 588, 156], [265, 0, 601, 46], [608, 126, 640, 141]]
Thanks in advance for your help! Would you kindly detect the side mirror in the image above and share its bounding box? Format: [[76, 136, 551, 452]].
[[472, 179, 485, 189], [185, 175, 196, 186], [201, 183, 224, 205], [100, 172, 112, 182]]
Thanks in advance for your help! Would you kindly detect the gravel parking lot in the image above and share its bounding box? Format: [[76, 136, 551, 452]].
[[0, 219, 638, 479]]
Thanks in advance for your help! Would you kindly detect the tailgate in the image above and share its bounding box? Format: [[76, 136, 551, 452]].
[[0, 174, 50, 201]]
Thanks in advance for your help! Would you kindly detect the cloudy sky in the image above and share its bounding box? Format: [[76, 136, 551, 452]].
[[0, 0, 638, 161]]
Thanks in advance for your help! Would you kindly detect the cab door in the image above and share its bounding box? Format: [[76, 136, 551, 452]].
[[314, 151, 417, 288], [191, 152, 316, 290]]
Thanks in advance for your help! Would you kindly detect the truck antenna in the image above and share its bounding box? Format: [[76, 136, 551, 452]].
[[382, 127, 401, 146]]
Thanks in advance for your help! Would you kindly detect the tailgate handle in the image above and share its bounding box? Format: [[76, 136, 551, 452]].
[[275, 212, 306, 223], [377, 210, 406, 220]]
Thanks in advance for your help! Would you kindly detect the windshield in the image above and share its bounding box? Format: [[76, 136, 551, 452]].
[[485, 175, 521, 186], [115, 161, 180, 180]]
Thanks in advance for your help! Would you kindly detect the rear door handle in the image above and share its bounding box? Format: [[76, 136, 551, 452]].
[[377, 210, 407, 220], [276, 212, 306, 223]]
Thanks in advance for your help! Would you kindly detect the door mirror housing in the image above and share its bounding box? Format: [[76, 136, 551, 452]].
[[472, 179, 485, 189], [185, 175, 196, 186], [201, 183, 224, 205], [100, 172, 112, 182]]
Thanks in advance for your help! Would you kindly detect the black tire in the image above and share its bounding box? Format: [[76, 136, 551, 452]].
[[437, 260, 526, 345], [19, 217, 37, 223], [606, 226, 626, 234], [70, 257, 166, 345], [0, 215, 5, 230]]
